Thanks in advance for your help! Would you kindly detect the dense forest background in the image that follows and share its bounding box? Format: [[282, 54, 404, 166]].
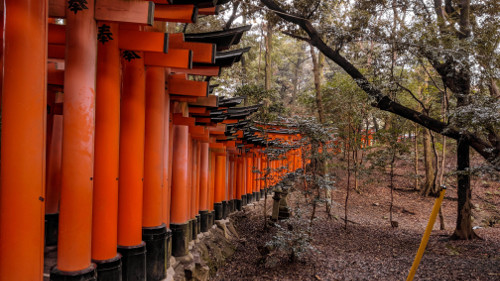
[[180, 0, 499, 241]]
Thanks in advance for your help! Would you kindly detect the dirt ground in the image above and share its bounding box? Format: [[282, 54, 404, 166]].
[[211, 155, 500, 281]]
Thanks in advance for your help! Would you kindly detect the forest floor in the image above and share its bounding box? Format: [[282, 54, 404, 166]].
[[211, 156, 500, 281]]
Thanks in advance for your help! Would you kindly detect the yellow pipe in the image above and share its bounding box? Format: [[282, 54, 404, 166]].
[[406, 187, 446, 281]]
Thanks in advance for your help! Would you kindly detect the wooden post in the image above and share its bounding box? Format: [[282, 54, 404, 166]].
[[117, 52, 147, 280], [143, 66, 167, 281], [162, 90, 173, 269], [0, 1, 47, 280], [53, 0, 97, 278], [209, 148, 216, 222], [229, 154, 236, 212], [92, 21, 122, 279], [235, 156, 243, 210], [246, 154, 253, 203], [45, 90, 63, 247], [194, 140, 202, 235], [186, 135, 194, 241], [199, 142, 210, 231], [214, 152, 226, 220], [170, 125, 190, 257]]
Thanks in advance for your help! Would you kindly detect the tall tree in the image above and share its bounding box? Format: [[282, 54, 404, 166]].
[[259, 0, 500, 239], [310, 44, 325, 123]]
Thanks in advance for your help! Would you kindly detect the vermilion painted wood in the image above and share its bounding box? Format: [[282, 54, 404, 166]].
[[48, 0, 65, 17], [242, 157, 248, 197], [170, 73, 187, 80], [49, 23, 65, 44], [214, 153, 226, 203], [195, 141, 202, 215], [57, 0, 96, 271], [48, 0, 153, 22], [173, 114, 196, 126], [0, 1, 47, 279], [199, 142, 210, 211], [187, 135, 193, 219], [162, 92, 172, 226], [154, 4, 197, 23], [169, 34, 215, 64], [92, 22, 121, 261], [195, 117, 211, 123], [189, 125, 205, 135], [143, 67, 165, 227], [45, 113, 63, 214], [48, 44, 65, 59], [188, 107, 207, 114], [47, 64, 64, 85], [198, 7, 217, 15], [95, 0, 154, 25], [246, 155, 253, 196], [170, 66, 220, 76], [253, 152, 259, 193], [229, 155, 236, 201], [188, 95, 217, 107], [170, 125, 190, 224], [170, 96, 198, 102], [235, 158, 242, 200], [190, 139, 199, 218], [118, 54, 146, 247], [209, 149, 216, 210], [119, 29, 167, 53], [144, 49, 192, 68]]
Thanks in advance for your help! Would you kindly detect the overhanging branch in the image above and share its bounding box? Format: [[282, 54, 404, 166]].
[[260, 0, 499, 168]]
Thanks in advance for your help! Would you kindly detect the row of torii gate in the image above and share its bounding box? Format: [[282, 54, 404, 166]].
[[0, 1, 304, 280]]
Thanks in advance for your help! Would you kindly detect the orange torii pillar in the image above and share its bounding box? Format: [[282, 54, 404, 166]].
[[194, 140, 202, 236], [142, 66, 167, 281], [0, 1, 47, 280], [51, 1, 97, 279], [235, 156, 244, 210], [257, 154, 263, 199], [246, 153, 254, 203], [189, 137, 199, 240], [199, 142, 211, 232], [228, 153, 236, 213], [162, 90, 173, 268], [170, 125, 190, 257], [117, 53, 147, 281], [241, 154, 248, 206], [252, 151, 259, 201], [208, 148, 216, 226], [45, 91, 63, 247], [214, 151, 227, 220], [186, 135, 194, 242], [222, 150, 231, 219], [92, 22, 122, 280], [224, 152, 232, 216]]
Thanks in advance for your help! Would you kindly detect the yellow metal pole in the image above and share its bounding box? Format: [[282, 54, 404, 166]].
[[406, 187, 446, 281]]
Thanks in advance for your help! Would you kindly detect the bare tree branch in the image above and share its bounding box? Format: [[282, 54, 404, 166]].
[[259, 0, 499, 168]]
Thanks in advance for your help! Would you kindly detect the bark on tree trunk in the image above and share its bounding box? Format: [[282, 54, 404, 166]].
[[451, 137, 479, 239], [310, 45, 325, 123], [421, 129, 438, 196], [264, 22, 273, 91], [414, 127, 420, 191]]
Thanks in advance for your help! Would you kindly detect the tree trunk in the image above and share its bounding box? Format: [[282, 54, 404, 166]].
[[421, 129, 438, 196], [344, 124, 351, 230], [310, 45, 325, 123], [414, 127, 420, 190], [264, 22, 273, 91], [488, 78, 499, 98], [451, 137, 479, 239]]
